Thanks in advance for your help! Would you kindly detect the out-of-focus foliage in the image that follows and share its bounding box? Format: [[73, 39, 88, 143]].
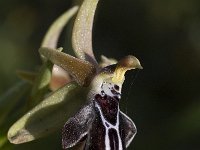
[[0, 0, 200, 150]]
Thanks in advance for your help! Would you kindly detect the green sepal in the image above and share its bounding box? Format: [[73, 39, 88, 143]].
[[72, 0, 99, 66], [7, 82, 88, 144]]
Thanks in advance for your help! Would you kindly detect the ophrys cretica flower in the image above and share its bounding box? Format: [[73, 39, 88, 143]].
[[6, 0, 142, 149]]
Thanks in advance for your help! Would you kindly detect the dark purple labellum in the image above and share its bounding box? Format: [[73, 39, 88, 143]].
[[62, 81, 137, 150]]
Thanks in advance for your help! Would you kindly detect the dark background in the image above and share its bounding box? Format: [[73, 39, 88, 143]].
[[0, 0, 200, 149]]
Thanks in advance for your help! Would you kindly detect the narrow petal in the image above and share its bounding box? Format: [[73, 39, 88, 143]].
[[72, 0, 99, 66], [39, 47, 96, 86], [7, 82, 87, 144]]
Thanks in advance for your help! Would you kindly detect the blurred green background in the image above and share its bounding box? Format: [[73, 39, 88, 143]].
[[0, 0, 200, 149]]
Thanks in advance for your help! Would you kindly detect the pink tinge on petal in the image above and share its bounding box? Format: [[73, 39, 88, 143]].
[[50, 65, 71, 91]]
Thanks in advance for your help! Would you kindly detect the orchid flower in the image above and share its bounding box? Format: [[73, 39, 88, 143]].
[[6, 0, 142, 149]]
